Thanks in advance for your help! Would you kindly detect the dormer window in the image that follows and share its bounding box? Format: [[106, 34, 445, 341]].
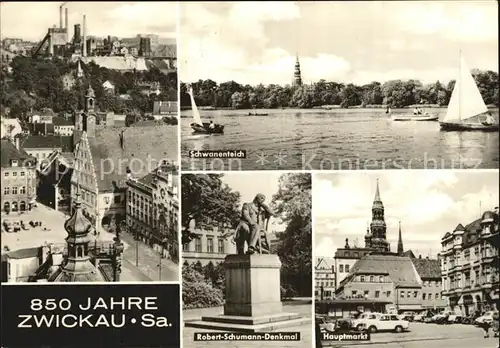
[[11, 160, 18, 167]]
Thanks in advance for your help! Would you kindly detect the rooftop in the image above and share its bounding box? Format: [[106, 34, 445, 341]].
[[87, 126, 178, 192], [52, 117, 74, 126], [411, 258, 441, 279], [3, 247, 41, 259], [0, 139, 35, 168], [349, 254, 421, 288], [20, 135, 73, 152]]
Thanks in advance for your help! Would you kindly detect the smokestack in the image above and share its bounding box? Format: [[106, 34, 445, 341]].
[[59, 6, 63, 29], [65, 8, 69, 41], [82, 14, 87, 57]]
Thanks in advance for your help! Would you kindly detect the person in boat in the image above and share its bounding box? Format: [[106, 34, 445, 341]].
[[482, 114, 495, 126], [209, 120, 215, 129]]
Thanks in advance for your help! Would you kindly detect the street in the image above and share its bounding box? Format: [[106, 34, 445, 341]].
[[2, 205, 119, 250], [183, 303, 312, 348], [323, 322, 497, 348], [120, 230, 179, 281]]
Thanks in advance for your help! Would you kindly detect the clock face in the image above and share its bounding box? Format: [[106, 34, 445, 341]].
[[160, 189, 166, 198]]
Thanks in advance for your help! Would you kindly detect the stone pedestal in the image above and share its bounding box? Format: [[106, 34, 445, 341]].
[[224, 254, 282, 317], [184, 254, 311, 332]]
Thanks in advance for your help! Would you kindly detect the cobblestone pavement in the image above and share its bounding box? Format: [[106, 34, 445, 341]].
[[323, 322, 495, 347], [183, 303, 313, 348], [120, 230, 179, 282], [120, 257, 152, 282], [1, 205, 118, 250]]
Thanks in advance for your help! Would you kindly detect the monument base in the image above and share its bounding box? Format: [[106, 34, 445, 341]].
[[184, 254, 311, 332], [185, 312, 311, 332]]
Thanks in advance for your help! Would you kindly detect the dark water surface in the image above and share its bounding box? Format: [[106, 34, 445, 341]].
[[180, 109, 499, 171]]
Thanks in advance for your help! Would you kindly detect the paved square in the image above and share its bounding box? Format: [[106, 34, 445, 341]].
[[183, 303, 313, 348]]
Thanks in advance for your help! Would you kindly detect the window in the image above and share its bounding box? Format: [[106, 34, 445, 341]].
[[400, 291, 405, 298], [360, 275, 365, 282], [20, 186, 26, 195], [114, 195, 121, 204], [375, 291, 380, 298], [435, 293, 439, 299], [379, 275, 384, 282], [4, 172, 9, 177], [12, 172, 17, 177], [195, 239, 202, 252], [339, 265, 344, 273], [428, 293, 432, 299], [12, 187, 17, 195], [407, 291, 411, 298], [182, 243, 189, 252], [352, 290, 357, 296], [423, 293, 427, 300], [4, 187, 9, 195], [345, 265, 350, 272], [386, 291, 391, 297], [218, 239, 224, 253], [364, 290, 369, 297], [20, 172, 25, 177], [370, 275, 374, 282], [413, 291, 418, 298], [207, 238, 214, 253]]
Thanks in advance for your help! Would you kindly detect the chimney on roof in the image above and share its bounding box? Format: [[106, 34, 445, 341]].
[[65, 8, 69, 42], [15, 137, 20, 150]]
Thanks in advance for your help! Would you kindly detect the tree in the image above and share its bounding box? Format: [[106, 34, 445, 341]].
[[182, 263, 223, 309], [272, 173, 312, 297], [181, 174, 241, 244]]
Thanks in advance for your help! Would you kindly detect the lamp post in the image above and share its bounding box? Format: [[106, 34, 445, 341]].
[[158, 237, 167, 281]]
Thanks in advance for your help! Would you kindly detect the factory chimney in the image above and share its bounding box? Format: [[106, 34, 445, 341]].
[[65, 7, 69, 42], [59, 6, 63, 29], [82, 14, 87, 57]]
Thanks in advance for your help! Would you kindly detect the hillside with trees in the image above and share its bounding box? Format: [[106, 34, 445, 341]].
[[180, 69, 499, 109], [0, 56, 177, 120]]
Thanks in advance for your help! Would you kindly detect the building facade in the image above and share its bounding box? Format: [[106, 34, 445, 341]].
[[315, 257, 336, 300], [1, 139, 37, 213], [441, 208, 500, 315], [182, 221, 236, 266], [126, 165, 179, 262]]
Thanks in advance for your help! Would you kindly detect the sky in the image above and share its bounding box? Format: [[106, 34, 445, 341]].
[[220, 172, 285, 233], [0, 2, 177, 40], [180, 1, 498, 85], [314, 171, 499, 259]]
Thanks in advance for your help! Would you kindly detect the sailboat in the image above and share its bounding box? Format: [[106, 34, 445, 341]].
[[187, 87, 224, 134], [440, 53, 498, 131]]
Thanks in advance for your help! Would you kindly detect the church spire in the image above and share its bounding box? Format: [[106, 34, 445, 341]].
[[293, 53, 302, 87], [369, 179, 390, 252], [397, 221, 404, 255]]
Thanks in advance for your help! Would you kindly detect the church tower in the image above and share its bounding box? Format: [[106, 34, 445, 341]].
[[397, 221, 404, 255], [83, 84, 96, 137], [292, 54, 302, 87], [369, 179, 390, 252], [85, 84, 95, 112], [48, 188, 105, 282]]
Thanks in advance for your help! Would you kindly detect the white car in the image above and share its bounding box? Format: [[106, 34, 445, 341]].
[[476, 311, 499, 325], [352, 313, 410, 333]]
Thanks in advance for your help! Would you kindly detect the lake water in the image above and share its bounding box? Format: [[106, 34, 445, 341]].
[[180, 109, 499, 171]]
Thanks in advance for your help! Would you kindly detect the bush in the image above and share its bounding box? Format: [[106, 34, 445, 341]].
[[182, 263, 223, 309]]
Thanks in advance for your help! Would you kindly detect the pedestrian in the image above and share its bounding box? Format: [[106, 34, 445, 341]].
[[481, 320, 491, 338]]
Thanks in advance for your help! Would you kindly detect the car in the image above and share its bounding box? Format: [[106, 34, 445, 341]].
[[424, 316, 434, 323], [413, 314, 424, 322], [400, 311, 415, 322], [316, 315, 336, 333], [475, 311, 499, 325], [352, 313, 410, 333]]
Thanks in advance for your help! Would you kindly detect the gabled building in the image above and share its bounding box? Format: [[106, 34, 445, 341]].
[[315, 257, 336, 300], [411, 256, 447, 311], [70, 85, 178, 234], [441, 208, 499, 315], [1, 139, 37, 213]]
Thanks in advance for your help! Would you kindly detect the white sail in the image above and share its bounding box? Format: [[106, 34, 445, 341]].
[[187, 87, 203, 126], [443, 54, 488, 123]]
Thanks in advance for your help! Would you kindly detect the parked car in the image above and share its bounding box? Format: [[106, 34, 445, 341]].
[[413, 314, 424, 322], [424, 316, 435, 323], [352, 313, 410, 333], [475, 311, 499, 325], [436, 314, 450, 324], [400, 311, 415, 322], [316, 315, 335, 333]]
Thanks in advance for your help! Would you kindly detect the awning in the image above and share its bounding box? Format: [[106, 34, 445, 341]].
[[398, 304, 423, 311]]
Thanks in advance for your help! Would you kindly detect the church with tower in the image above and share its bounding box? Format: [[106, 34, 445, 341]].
[[329, 180, 446, 313], [292, 54, 302, 88]]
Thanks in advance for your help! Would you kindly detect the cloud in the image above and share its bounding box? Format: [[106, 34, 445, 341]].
[[179, 1, 497, 86], [315, 235, 338, 258], [396, 2, 498, 43], [0, 2, 176, 41], [314, 171, 498, 257]]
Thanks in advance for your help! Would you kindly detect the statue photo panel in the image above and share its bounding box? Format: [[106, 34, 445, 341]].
[[181, 172, 313, 347]]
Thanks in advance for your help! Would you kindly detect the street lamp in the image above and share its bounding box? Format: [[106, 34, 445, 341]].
[[158, 237, 168, 281]]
